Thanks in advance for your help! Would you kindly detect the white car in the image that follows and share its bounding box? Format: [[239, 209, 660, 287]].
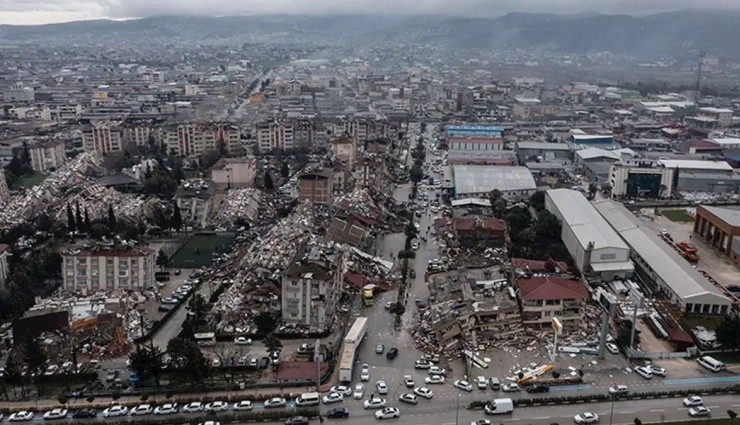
[[605, 343, 619, 354], [43, 409, 68, 420], [647, 365, 667, 377], [683, 396, 703, 407], [689, 406, 711, 417], [475, 376, 487, 389], [363, 398, 387, 409], [354, 383, 365, 400], [8, 411, 34, 422], [330, 385, 352, 396], [234, 336, 252, 345], [398, 393, 418, 405], [376, 380, 388, 394], [205, 401, 229, 412], [454, 380, 473, 392], [634, 366, 653, 379], [130, 405, 153, 416], [428, 366, 446, 376], [403, 375, 415, 388], [425, 375, 445, 385], [44, 365, 59, 376], [413, 387, 433, 399], [154, 404, 179, 415], [102, 406, 128, 418], [414, 360, 431, 369], [471, 420, 492, 425], [361, 364, 371, 382], [502, 383, 520, 392], [264, 397, 286, 408], [183, 402, 204, 413], [574, 412, 600, 424], [232, 400, 253, 411], [608, 385, 628, 395], [375, 407, 400, 420], [322, 392, 344, 404]]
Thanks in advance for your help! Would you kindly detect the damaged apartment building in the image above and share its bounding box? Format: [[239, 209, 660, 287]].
[[281, 243, 347, 333]]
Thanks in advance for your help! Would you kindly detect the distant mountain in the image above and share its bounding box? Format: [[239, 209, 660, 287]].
[[1, 11, 739, 60]]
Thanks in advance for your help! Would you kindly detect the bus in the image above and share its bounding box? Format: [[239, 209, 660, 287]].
[[194, 332, 216, 347], [696, 355, 726, 372]]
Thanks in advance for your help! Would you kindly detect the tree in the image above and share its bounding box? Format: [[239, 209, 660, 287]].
[[75, 203, 83, 231], [89, 223, 108, 239], [263, 171, 274, 191], [716, 314, 740, 350], [633, 418, 642, 425], [171, 203, 183, 232], [281, 161, 290, 179], [489, 190, 506, 218], [86, 396, 95, 406], [156, 249, 169, 270], [551, 370, 560, 379], [83, 208, 91, 232], [588, 183, 598, 199], [529, 191, 545, 211], [128, 345, 162, 386], [254, 312, 277, 335], [23, 339, 48, 376], [534, 210, 561, 240], [66, 204, 76, 233], [107, 205, 117, 230], [57, 394, 68, 407], [187, 294, 208, 325], [263, 332, 283, 355], [409, 165, 423, 184], [166, 338, 208, 384], [728, 410, 738, 425]]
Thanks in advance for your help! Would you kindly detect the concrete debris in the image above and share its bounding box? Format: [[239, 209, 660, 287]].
[[211, 188, 262, 226]]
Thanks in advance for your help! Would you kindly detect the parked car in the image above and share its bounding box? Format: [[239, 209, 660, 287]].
[[8, 411, 34, 422], [130, 405, 154, 416], [330, 385, 352, 396], [421, 354, 440, 363], [154, 404, 179, 415], [361, 364, 371, 382], [234, 336, 252, 345], [502, 383, 520, 392], [375, 407, 400, 419], [105, 370, 119, 382], [43, 409, 68, 420], [232, 401, 253, 411], [489, 378, 501, 391], [205, 401, 229, 412], [428, 366, 446, 376], [689, 406, 711, 417], [413, 387, 433, 399], [605, 343, 619, 354], [526, 384, 549, 393], [414, 360, 431, 370], [322, 392, 344, 404], [403, 375, 415, 388], [454, 380, 473, 392], [475, 376, 487, 389], [574, 412, 600, 424], [471, 420, 492, 425], [608, 385, 628, 396], [72, 409, 96, 419], [386, 348, 399, 360], [683, 396, 703, 407], [425, 375, 445, 385], [634, 366, 653, 379], [647, 365, 667, 377], [325, 407, 349, 418], [376, 380, 388, 394], [264, 397, 287, 408], [375, 344, 385, 354], [363, 398, 387, 409], [399, 393, 418, 405], [183, 402, 204, 413], [102, 406, 128, 418], [284, 416, 309, 425]]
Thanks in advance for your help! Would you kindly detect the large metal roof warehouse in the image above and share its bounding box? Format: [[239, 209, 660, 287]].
[[594, 200, 731, 315], [544, 189, 634, 280], [450, 165, 536, 200]]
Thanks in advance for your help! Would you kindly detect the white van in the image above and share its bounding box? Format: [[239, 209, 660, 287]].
[[294, 392, 320, 407], [485, 398, 514, 415], [697, 356, 726, 373]]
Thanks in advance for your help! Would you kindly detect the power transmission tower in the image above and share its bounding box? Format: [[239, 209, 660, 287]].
[[694, 51, 705, 103]]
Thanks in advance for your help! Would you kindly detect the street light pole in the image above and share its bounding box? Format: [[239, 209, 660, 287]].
[[455, 392, 460, 425], [609, 394, 616, 425]]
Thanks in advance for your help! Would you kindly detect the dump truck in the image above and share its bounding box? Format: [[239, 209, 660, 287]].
[[362, 284, 377, 306]]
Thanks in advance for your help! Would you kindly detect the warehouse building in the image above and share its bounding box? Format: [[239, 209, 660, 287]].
[[693, 205, 740, 265], [545, 189, 633, 280], [594, 200, 731, 314], [449, 165, 536, 200]]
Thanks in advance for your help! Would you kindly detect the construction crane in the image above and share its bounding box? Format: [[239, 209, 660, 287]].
[[694, 51, 705, 103]]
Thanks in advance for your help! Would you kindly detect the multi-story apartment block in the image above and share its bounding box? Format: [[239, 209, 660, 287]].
[[121, 125, 162, 148], [517, 276, 588, 328], [281, 244, 346, 332], [329, 136, 357, 170], [165, 123, 241, 157], [0, 244, 9, 287], [210, 157, 256, 189], [62, 246, 155, 293], [4, 82, 35, 103], [29, 140, 66, 172], [255, 120, 294, 152], [298, 169, 333, 205], [82, 122, 123, 154]]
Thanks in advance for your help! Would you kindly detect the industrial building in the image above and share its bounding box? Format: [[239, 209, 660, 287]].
[[545, 189, 633, 280], [449, 165, 536, 200], [594, 200, 731, 315], [693, 205, 740, 265], [659, 159, 740, 194], [515, 141, 572, 161]]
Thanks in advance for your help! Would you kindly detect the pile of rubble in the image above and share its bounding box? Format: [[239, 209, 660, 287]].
[[0, 152, 103, 227], [52, 184, 148, 224], [211, 188, 262, 226]]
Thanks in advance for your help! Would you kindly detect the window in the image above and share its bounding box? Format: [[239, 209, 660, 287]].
[[599, 253, 617, 261]]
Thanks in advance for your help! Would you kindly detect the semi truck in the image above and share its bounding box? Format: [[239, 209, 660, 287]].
[[338, 317, 368, 383]]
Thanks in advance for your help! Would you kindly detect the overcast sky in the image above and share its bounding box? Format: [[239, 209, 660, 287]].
[[1, 0, 739, 25]]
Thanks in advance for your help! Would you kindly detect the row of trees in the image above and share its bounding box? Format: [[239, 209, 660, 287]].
[[490, 190, 561, 256]]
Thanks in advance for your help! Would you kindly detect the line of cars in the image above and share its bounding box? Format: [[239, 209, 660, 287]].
[[158, 282, 195, 312]]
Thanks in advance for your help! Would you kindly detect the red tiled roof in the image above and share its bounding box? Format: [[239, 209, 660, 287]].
[[0, 243, 8, 254], [666, 326, 693, 343], [480, 217, 507, 232], [344, 272, 367, 289], [452, 217, 475, 231], [517, 276, 588, 300], [513, 258, 569, 272]]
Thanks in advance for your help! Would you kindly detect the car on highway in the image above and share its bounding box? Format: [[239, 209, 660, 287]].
[[322, 392, 344, 404], [425, 375, 445, 385], [331, 385, 352, 396], [428, 366, 446, 376], [403, 375, 415, 388], [72, 409, 96, 419], [689, 406, 711, 417], [574, 412, 599, 424], [414, 360, 432, 369], [646, 365, 666, 377], [398, 393, 418, 405], [454, 380, 473, 392], [284, 416, 309, 425], [608, 385, 629, 396], [354, 383, 365, 399], [375, 344, 385, 354], [130, 405, 154, 416], [605, 343, 619, 355], [205, 401, 229, 412], [683, 396, 703, 407], [264, 397, 287, 408], [43, 409, 68, 420], [375, 407, 400, 420], [361, 364, 370, 382], [413, 387, 433, 399], [386, 348, 399, 360], [234, 336, 252, 345], [232, 401, 253, 411], [526, 384, 549, 393], [363, 398, 387, 409], [502, 383, 520, 392], [8, 411, 34, 422], [634, 366, 653, 379], [326, 407, 349, 418], [102, 406, 128, 418], [471, 420, 492, 425], [376, 380, 388, 394], [475, 376, 487, 389], [183, 402, 204, 413], [155, 404, 179, 415]]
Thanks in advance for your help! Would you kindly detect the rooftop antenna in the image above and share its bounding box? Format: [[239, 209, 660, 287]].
[[694, 51, 705, 103]]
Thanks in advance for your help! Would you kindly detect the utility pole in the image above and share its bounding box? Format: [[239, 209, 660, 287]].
[[608, 394, 616, 425], [455, 392, 460, 425], [694, 51, 706, 103]]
